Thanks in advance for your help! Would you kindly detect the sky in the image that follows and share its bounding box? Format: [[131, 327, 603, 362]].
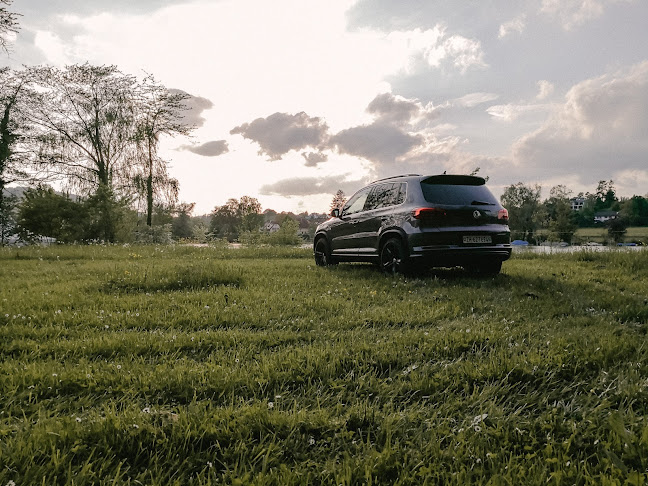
[[3, 0, 648, 215]]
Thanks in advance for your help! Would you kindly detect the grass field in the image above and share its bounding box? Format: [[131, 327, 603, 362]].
[[533, 227, 648, 245], [575, 227, 648, 244], [1, 245, 648, 485]]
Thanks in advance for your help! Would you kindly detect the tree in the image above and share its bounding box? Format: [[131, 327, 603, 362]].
[[209, 198, 239, 241], [607, 216, 628, 244], [0, 0, 20, 54], [575, 192, 598, 228], [593, 180, 618, 211], [25, 64, 139, 241], [209, 196, 263, 241], [543, 185, 577, 242], [17, 186, 89, 242], [549, 202, 577, 243], [132, 75, 193, 227], [171, 202, 195, 240], [620, 196, 648, 227], [500, 182, 541, 242], [330, 190, 346, 213], [0, 191, 17, 244], [269, 217, 301, 245], [0, 68, 33, 245], [237, 195, 264, 233]]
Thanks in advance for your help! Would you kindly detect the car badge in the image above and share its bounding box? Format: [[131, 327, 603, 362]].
[[473, 210, 481, 219]]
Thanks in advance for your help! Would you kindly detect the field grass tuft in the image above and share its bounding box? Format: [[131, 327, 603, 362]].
[[1, 245, 647, 484]]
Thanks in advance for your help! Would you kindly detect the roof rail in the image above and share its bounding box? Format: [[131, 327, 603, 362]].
[[371, 174, 421, 184]]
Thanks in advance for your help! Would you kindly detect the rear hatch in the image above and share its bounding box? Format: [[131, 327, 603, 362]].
[[414, 175, 509, 245]]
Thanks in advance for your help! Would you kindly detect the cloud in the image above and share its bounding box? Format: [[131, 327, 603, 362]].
[[513, 61, 648, 180], [16, 0, 191, 18], [498, 15, 526, 39], [367, 92, 421, 125], [168, 89, 214, 128], [259, 176, 363, 197], [386, 26, 487, 74], [540, 0, 631, 30], [301, 152, 328, 167], [452, 92, 499, 108], [366, 92, 440, 125], [330, 122, 423, 165], [613, 169, 648, 195], [536, 80, 555, 100], [180, 140, 229, 157], [230, 112, 329, 161], [487, 103, 552, 122]]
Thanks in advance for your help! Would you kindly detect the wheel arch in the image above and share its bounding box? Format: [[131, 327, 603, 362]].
[[378, 228, 408, 252], [313, 231, 329, 249]]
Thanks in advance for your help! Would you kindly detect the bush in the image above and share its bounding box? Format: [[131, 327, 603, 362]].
[[133, 224, 173, 244], [240, 218, 302, 246]]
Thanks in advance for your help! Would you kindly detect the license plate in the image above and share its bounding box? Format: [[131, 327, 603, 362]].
[[463, 236, 492, 244]]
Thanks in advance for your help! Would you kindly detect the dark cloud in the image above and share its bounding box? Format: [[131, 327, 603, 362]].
[[168, 89, 214, 128], [301, 151, 328, 167], [259, 176, 364, 197], [180, 140, 229, 157], [330, 122, 423, 165], [230, 112, 329, 161]]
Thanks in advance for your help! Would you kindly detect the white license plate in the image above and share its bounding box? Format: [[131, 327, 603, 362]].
[[463, 236, 492, 244]]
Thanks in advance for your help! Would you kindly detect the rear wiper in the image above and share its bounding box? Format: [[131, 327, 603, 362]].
[[471, 200, 494, 206]]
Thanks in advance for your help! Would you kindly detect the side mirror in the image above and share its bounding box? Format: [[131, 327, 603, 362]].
[[330, 208, 340, 218]]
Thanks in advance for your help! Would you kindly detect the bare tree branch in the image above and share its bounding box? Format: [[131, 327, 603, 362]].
[[0, 0, 20, 54]]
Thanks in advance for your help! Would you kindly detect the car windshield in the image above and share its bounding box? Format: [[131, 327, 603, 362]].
[[421, 181, 498, 206]]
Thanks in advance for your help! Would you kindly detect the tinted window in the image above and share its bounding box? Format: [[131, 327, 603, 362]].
[[365, 182, 407, 210], [342, 187, 370, 215], [394, 182, 406, 205], [421, 183, 498, 205]]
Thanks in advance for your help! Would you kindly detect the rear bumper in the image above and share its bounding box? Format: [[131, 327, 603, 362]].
[[410, 244, 512, 267]]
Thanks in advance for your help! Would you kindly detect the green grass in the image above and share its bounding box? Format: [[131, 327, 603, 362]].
[[536, 226, 648, 244], [1, 244, 648, 485]]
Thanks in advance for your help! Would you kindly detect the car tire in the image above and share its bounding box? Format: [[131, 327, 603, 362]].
[[314, 238, 336, 266], [465, 260, 502, 277], [380, 237, 410, 275]]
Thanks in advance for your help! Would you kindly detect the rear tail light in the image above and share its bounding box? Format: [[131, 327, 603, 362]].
[[412, 207, 447, 219], [498, 208, 509, 221], [412, 207, 446, 226]]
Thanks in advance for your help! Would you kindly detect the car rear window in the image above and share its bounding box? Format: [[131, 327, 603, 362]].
[[421, 177, 498, 205]]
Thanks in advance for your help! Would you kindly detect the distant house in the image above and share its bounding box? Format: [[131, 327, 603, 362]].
[[262, 222, 280, 233], [594, 210, 618, 224], [570, 197, 585, 211]]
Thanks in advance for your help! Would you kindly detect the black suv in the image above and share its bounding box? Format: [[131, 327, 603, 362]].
[[313, 174, 511, 275]]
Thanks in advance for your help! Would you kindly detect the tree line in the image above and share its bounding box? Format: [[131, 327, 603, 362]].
[[0, 64, 194, 244], [501, 180, 648, 244]]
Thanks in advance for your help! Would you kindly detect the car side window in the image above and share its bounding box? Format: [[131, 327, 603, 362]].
[[394, 182, 406, 205], [365, 184, 389, 210], [342, 187, 371, 216], [365, 182, 406, 210]]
